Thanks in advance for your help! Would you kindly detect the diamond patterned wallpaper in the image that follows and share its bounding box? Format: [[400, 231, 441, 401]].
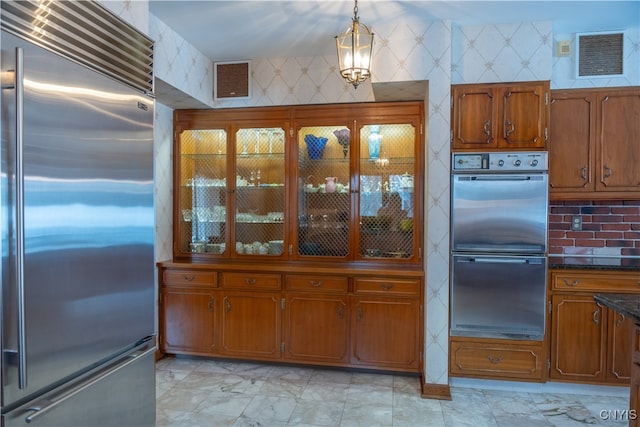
[[104, 0, 640, 388]]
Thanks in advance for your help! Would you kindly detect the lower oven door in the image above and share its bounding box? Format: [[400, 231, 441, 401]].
[[450, 254, 546, 340]]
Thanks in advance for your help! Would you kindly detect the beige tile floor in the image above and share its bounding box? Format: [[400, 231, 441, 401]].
[[155, 355, 631, 427]]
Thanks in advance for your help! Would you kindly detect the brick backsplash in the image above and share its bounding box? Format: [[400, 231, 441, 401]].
[[549, 200, 640, 257]]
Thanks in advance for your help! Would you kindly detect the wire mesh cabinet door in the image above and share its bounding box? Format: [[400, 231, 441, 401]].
[[296, 124, 352, 259], [358, 122, 419, 263]]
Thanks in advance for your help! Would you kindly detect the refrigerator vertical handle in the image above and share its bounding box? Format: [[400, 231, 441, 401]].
[[15, 47, 28, 389]]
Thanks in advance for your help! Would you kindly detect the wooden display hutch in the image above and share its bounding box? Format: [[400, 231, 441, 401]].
[[158, 101, 425, 375]]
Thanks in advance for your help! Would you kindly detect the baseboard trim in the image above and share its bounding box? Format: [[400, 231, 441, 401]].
[[421, 378, 452, 400]]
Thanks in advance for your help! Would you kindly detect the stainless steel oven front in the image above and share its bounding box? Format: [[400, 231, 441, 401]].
[[450, 152, 549, 340]]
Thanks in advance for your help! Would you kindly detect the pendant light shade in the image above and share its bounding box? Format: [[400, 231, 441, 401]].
[[335, 0, 374, 89]]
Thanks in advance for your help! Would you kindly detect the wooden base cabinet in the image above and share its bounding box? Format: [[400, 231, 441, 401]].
[[549, 270, 640, 385], [283, 294, 349, 364], [160, 269, 218, 356], [351, 297, 421, 371], [159, 263, 423, 374], [549, 294, 607, 383]]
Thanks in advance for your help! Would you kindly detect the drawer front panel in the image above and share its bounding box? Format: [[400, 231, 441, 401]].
[[450, 341, 543, 380], [164, 270, 217, 287], [354, 278, 420, 297], [221, 272, 281, 290], [552, 273, 640, 292], [285, 275, 348, 293]]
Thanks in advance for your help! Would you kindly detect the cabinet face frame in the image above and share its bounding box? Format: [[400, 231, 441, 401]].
[[172, 102, 424, 266]]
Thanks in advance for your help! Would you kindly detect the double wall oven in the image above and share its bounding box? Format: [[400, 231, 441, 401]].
[[450, 152, 549, 340]]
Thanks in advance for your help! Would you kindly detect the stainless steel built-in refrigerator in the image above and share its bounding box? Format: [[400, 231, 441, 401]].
[[1, 1, 156, 425]]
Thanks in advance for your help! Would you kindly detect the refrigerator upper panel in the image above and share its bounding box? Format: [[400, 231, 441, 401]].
[[1, 32, 155, 408]]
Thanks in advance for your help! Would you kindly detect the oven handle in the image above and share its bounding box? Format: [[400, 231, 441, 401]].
[[456, 257, 538, 264], [468, 175, 539, 181]]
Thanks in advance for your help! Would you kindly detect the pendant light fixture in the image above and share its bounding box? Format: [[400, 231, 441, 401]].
[[335, 0, 374, 89]]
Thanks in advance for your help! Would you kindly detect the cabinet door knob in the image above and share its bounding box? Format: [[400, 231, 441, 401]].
[[505, 121, 515, 137], [580, 166, 588, 182], [562, 278, 579, 287], [487, 355, 503, 364]]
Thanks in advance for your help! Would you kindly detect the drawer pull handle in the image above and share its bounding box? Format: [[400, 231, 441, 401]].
[[309, 280, 323, 287], [183, 275, 195, 281], [245, 278, 257, 285], [562, 279, 579, 287], [487, 355, 503, 364], [337, 304, 344, 319], [207, 298, 214, 312], [593, 308, 600, 325], [380, 283, 394, 291], [616, 313, 625, 327], [225, 299, 231, 313], [356, 306, 363, 320]]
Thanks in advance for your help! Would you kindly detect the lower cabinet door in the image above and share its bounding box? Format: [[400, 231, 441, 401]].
[[350, 297, 420, 371], [220, 291, 281, 359], [550, 294, 607, 382], [283, 294, 349, 364], [608, 310, 633, 383], [161, 287, 218, 355]]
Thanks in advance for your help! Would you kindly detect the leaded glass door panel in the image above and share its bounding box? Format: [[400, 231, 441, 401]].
[[177, 129, 228, 256], [234, 127, 287, 257], [296, 125, 352, 258], [358, 123, 416, 260]]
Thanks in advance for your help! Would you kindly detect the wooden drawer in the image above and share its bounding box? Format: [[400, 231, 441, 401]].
[[552, 271, 640, 293], [221, 272, 281, 290], [285, 275, 348, 293], [163, 270, 217, 287], [353, 277, 420, 297], [450, 340, 544, 381]]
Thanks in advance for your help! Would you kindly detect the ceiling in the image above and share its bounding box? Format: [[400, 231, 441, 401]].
[[149, 1, 640, 63]]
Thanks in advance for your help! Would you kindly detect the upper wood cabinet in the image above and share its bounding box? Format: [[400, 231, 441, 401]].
[[549, 86, 640, 199], [172, 102, 424, 266], [451, 81, 549, 150]]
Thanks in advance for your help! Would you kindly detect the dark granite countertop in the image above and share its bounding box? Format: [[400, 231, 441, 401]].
[[549, 256, 640, 271], [594, 293, 640, 324]]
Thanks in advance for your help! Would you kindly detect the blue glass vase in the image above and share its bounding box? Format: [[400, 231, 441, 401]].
[[368, 127, 381, 159]]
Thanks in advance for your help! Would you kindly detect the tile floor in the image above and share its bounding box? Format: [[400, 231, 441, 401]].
[[156, 355, 631, 427]]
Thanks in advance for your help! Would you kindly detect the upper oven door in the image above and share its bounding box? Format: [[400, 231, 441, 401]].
[[451, 173, 548, 254]]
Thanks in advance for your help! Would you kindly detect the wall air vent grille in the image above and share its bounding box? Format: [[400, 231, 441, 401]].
[[576, 32, 624, 78], [0, 0, 154, 94]]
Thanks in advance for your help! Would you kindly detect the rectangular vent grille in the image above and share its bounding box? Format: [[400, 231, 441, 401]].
[[1, 0, 154, 94], [577, 32, 624, 78]]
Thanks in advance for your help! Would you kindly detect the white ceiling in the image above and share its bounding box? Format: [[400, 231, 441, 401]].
[[149, 0, 640, 62]]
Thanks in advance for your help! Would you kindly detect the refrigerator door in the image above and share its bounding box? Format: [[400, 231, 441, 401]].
[[1, 32, 155, 407], [2, 341, 156, 427]]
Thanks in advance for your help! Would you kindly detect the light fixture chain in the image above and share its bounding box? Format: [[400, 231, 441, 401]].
[[353, 0, 359, 21]]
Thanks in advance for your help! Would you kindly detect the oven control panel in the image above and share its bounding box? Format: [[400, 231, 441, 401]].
[[452, 152, 548, 172]]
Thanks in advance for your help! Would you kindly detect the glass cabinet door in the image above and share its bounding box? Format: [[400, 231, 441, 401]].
[[234, 127, 286, 257], [177, 129, 228, 255], [296, 125, 351, 258], [358, 123, 416, 260]]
